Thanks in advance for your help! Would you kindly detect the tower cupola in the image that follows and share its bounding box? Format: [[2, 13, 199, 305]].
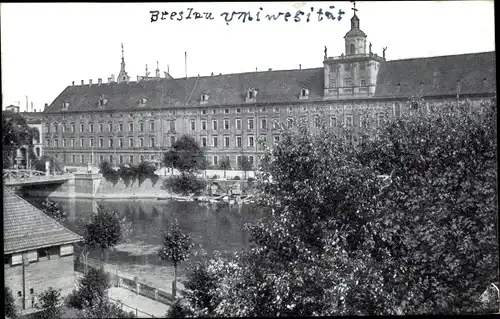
[[344, 3, 367, 56]]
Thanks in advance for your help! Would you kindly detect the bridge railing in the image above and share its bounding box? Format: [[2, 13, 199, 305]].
[[3, 169, 48, 181]]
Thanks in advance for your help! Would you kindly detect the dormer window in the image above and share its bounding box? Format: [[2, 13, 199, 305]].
[[299, 88, 309, 100], [99, 95, 108, 107], [138, 97, 147, 107], [201, 93, 209, 104], [62, 102, 69, 111], [246, 88, 257, 102]]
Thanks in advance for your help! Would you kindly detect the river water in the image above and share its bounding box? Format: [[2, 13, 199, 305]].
[[25, 197, 263, 291]]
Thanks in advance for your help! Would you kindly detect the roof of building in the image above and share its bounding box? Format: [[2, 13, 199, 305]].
[[44, 51, 496, 114], [375, 51, 496, 97], [3, 189, 82, 254]]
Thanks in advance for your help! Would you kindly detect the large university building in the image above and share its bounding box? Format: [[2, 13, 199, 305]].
[[41, 11, 496, 169]]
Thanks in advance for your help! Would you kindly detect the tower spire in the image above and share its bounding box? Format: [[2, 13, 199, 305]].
[[117, 42, 129, 83]]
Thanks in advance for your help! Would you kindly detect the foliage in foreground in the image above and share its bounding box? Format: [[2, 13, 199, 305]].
[[66, 267, 135, 318], [5, 286, 18, 319], [36, 287, 62, 319], [178, 98, 498, 316]]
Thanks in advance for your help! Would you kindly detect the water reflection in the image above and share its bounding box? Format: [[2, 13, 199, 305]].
[[26, 197, 261, 266]]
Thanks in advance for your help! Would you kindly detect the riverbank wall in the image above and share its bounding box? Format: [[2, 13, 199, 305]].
[[21, 172, 257, 200]]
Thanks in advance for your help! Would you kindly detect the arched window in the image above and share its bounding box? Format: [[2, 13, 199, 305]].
[[350, 43, 356, 55]]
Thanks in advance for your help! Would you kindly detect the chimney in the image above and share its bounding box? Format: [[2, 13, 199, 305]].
[[219, 73, 222, 75], [81, 80, 84, 85], [31, 102, 33, 112], [268, 68, 272, 71], [44, 103, 48, 110], [89, 79, 93, 86], [72, 81, 75, 86], [211, 72, 214, 76], [299, 64, 302, 69], [98, 78, 102, 85]]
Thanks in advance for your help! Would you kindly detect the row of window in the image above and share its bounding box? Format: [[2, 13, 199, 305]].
[[45, 121, 160, 134], [56, 152, 257, 168], [65, 154, 157, 165], [328, 78, 368, 88], [45, 134, 277, 149], [44, 104, 405, 134], [44, 107, 404, 140], [46, 136, 158, 148], [211, 155, 255, 167], [4, 244, 73, 267]]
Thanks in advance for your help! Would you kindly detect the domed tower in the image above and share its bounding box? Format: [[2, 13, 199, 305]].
[[344, 11, 367, 56]]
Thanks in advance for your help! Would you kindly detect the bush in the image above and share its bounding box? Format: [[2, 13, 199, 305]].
[[5, 287, 18, 319], [247, 177, 255, 184], [163, 173, 207, 195], [118, 164, 134, 188], [211, 175, 219, 180], [166, 299, 192, 318], [66, 267, 110, 310], [99, 161, 120, 186], [37, 287, 62, 319], [233, 176, 241, 180]]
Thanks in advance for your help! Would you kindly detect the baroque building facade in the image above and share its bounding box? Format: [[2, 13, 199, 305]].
[[41, 11, 496, 170]]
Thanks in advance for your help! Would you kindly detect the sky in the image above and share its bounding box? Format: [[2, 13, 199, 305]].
[[1, 1, 495, 111]]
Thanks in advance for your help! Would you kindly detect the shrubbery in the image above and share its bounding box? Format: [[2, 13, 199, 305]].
[[162, 173, 207, 195], [99, 161, 159, 188]]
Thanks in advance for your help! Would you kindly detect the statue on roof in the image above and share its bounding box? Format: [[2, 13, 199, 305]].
[[383, 47, 387, 59], [324, 46, 328, 60], [369, 42, 372, 54]]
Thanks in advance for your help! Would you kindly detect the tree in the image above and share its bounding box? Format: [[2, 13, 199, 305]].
[[164, 135, 205, 174], [99, 161, 120, 186], [33, 155, 64, 175], [5, 286, 18, 319], [163, 150, 178, 176], [66, 267, 135, 318], [81, 299, 135, 318], [84, 207, 122, 268], [2, 112, 39, 169], [165, 299, 192, 318], [38, 198, 67, 224], [36, 287, 62, 319], [348, 98, 498, 315], [158, 219, 194, 298], [179, 98, 498, 316], [66, 267, 110, 310], [218, 157, 231, 179], [239, 156, 253, 179], [162, 173, 207, 196]]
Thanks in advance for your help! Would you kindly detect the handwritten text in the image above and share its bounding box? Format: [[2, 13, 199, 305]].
[[150, 6, 346, 25]]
